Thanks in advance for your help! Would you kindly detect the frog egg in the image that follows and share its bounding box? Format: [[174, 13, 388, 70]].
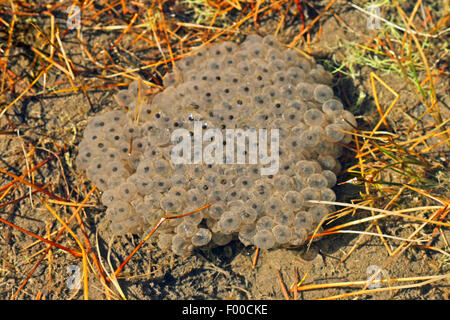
[[280, 84, 296, 100], [238, 224, 257, 247], [256, 216, 275, 232], [226, 188, 241, 202], [88, 136, 109, 155], [260, 85, 278, 100], [151, 158, 171, 176], [284, 134, 303, 151], [143, 191, 162, 208], [175, 55, 196, 72], [295, 159, 316, 176], [86, 157, 107, 179], [325, 124, 345, 142], [175, 221, 198, 238], [268, 59, 286, 73], [129, 174, 152, 196], [266, 47, 283, 62], [273, 175, 294, 192], [262, 34, 281, 48], [303, 127, 325, 148], [309, 205, 329, 224], [292, 175, 307, 191], [92, 173, 110, 192], [283, 191, 305, 211], [301, 187, 321, 207], [168, 186, 187, 202], [253, 229, 275, 249], [294, 211, 314, 231], [283, 107, 302, 126], [321, 188, 336, 202], [131, 137, 147, 154], [313, 84, 334, 103], [252, 180, 273, 199], [123, 214, 144, 233], [209, 43, 228, 58], [307, 173, 328, 189], [104, 160, 129, 179], [242, 34, 263, 47], [286, 67, 306, 85], [237, 81, 257, 98], [106, 200, 134, 222], [236, 60, 252, 75], [104, 129, 128, 146], [293, 227, 307, 245], [220, 41, 239, 55], [215, 83, 236, 101], [309, 67, 333, 85], [246, 42, 265, 59], [123, 121, 142, 139], [157, 232, 173, 250], [116, 181, 138, 202], [239, 206, 258, 224], [152, 175, 171, 193], [206, 201, 226, 220], [182, 204, 205, 224], [168, 173, 188, 187], [334, 110, 357, 129], [322, 99, 344, 115], [191, 228, 212, 246], [212, 231, 233, 246], [321, 170, 337, 188], [110, 222, 130, 236], [209, 186, 227, 203], [134, 200, 157, 223], [186, 188, 205, 208], [163, 71, 180, 87], [101, 188, 119, 207], [278, 156, 297, 177], [76, 145, 95, 170], [271, 70, 289, 86], [218, 210, 241, 234], [171, 234, 192, 256], [251, 69, 270, 89], [304, 109, 325, 126], [245, 197, 264, 216], [104, 110, 128, 126], [232, 175, 251, 190], [272, 225, 292, 244], [136, 158, 153, 176], [160, 194, 183, 213], [81, 129, 104, 150], [115, 90, 135, 108], [275, 211, 294, 225], [264, 196, 284, 216], [296, 82, 315, 101], [318, 155, 337, 171]]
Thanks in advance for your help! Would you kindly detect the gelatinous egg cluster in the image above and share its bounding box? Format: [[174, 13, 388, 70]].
[[76, 34, 355, 255]]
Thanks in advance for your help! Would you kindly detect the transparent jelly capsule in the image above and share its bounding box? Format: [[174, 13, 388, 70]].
[[309, 205, 329, 224], [313, 84, 334, 103], [303, 109, 325, 127], [218, 210, 241, 234], [283, 191, 305, 211], [272, 225, 292, 244], [294, 211, 314, 231], [307, 174, 328, 189], [191, 228, 212, 246], [253, 230, 275, 249]]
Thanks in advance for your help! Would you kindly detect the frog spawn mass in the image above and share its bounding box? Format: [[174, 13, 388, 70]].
[[76, 34, 355, 256]]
